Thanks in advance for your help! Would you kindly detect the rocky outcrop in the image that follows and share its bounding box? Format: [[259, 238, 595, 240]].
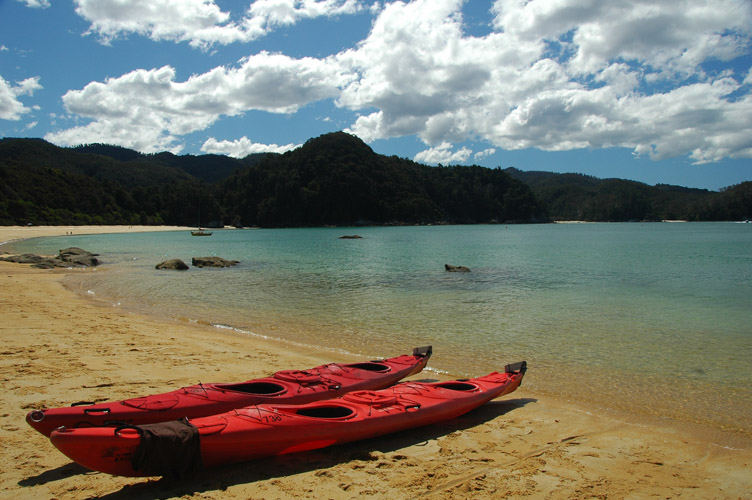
[[445, 264, 471, 272], [59, 247, 99, 267], [191, 256, 239, 268], [155, 259, 189, 270], [0, 248, 99, 269]]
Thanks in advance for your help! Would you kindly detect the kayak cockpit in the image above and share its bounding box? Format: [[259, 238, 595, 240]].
[[434, 381, 478, 391], [344, 362, 390, 373], [215, 381, 286, 395], [294, 405, 354, 419]]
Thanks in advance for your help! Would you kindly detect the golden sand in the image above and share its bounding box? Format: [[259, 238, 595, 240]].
[[1, 226, 750, 498]]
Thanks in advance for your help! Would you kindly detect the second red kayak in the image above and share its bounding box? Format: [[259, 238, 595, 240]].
[[50, 361, 526, 477], [28, 346, 432, 436]]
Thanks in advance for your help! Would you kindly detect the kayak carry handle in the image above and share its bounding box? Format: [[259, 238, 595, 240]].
[[412, 345, 432, 358], [70, 401, 95, 407], [504, 361, 527, 375], [114, 424, 144, 437], [84, 407, 111, 415]]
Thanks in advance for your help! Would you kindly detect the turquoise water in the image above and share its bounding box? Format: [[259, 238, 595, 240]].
[[8, 223, 752, 435]]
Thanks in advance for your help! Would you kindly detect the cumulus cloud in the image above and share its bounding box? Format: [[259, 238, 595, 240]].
[[45, 54, 348, 151], [75, 0, 364, 48], [474, 148, 496, 160], [492, 0, 752, 78], [0, 76, 42, 121], [414, 142, 472, 165], [18, 0, 50, 8], [201, 137, 300, 157], [48, 0, 752, 164], [340, 0, 752, 164]]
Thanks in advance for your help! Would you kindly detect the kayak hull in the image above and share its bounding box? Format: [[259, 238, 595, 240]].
[[50, 361, 526, 477], [28, 346, 432, 436]]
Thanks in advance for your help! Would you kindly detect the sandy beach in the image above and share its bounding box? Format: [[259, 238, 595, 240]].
[[1, 226, 751, 498]]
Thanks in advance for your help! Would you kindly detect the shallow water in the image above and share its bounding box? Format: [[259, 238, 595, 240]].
[[9, 223, 752, 436]]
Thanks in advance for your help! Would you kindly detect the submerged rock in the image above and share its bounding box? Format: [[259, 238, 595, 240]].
[[445, 264, 471, 272], [191, 256, 239, 268], [338, 235, 363, 239], [156, 259, 189, 270]]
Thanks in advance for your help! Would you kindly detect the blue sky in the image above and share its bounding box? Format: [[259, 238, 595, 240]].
[[1, 0, 751, 190]]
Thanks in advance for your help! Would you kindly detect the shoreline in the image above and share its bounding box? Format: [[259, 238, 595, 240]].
[[1, 226, 751, 497], [0, 225, 194, 246]]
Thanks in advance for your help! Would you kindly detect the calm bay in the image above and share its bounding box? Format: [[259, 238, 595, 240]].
[[10, 222, 752, 439]]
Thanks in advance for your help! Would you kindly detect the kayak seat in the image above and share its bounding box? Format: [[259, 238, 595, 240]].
[[434, 382, 478, 391], [295, 406, 354, 419], [218, 382, 286, 395], [345, 362, 390, 373]]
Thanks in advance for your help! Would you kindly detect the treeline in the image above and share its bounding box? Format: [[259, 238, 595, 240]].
[[504, 168, 751, 221], [0, 138, 224, 225], [1, 133, 749, 226], [0, 133, 544, 226]]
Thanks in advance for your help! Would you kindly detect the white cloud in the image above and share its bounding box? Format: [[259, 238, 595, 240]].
[[47, 0, 752, 164], [45, 54, 348, 151], [474, 148, 496, 160], [201, 137, 300, 157], [248, 0, 362, 26], [18, 0, 50, 8], [340, 0, 752, 164], [0, 76, 42, 121], [492, 0, 752, 78], [75, 0, 364, 48], [414, 142, 472, 165]]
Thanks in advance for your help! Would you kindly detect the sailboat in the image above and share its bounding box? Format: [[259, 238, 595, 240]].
[[191, 197, 213, 236]]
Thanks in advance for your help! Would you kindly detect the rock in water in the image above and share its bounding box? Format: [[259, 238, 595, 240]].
[[59, 247, 99, 267], [445, 264, 471, 272], [191, 257, 239, 268], [0, 248, 100, 268], [156, 259, 189, 270]]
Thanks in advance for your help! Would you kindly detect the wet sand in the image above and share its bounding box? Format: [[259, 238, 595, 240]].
[[1, 226, 750, 498]]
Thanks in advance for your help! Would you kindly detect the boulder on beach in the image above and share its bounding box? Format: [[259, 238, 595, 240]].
[[191, 256, 239, 268], [155, 259, 189, 270], [445, 264, 471, 272], [0, 253, 46, 265], [0, 248, 100, 269]]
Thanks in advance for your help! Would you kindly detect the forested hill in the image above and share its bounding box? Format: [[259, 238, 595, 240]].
[[504, 168, 751, 221], [1, 133, 749, 226], [218, 132, 543, 226], [0, 133, 543, 226]]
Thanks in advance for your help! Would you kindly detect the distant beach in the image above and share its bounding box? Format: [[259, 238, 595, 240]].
[[1, 225, 750, 498], [0, 225, 192, 245]]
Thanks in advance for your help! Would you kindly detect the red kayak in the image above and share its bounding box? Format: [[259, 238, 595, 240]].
[[28, 346, 432, 437], [50, 361, 526, 477]]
